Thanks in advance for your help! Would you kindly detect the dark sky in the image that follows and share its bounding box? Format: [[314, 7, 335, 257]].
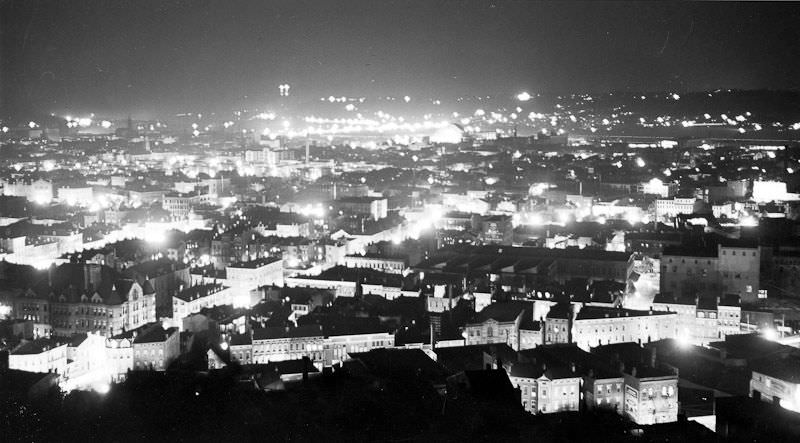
[[2, 0, 799, 116]]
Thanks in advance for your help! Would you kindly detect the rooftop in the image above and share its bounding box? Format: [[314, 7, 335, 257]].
[[228, 256, 282, 269], [11, 338, 65, 355], [133, 324, 178, 344]]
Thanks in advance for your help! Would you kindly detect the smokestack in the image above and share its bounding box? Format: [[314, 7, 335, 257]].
[[305, 140, 310, 165]]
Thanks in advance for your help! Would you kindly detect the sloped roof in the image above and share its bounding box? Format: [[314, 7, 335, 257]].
[[474, 301, 531, 323]]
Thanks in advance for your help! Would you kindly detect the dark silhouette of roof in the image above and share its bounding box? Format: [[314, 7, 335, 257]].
[[133, 324, 177, 344]]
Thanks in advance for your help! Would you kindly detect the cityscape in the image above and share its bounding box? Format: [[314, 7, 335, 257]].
[[2, 1, 800, 441]]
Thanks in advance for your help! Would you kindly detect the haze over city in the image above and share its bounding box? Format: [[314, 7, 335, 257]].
[[1, 1, 800, 442]]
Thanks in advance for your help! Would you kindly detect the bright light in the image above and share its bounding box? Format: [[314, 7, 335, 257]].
[[529, 183, 548, 196], [516, 92, 531, 102], [33, 194, 50, 205], [93, 382, 111, 395], [145, 229, 166, 245], [635, 157, 646, 168], [677, 331, 691, 348], [100, 120, 112, 129], [28, 121, 37, 129], [762, 327, 778, 341], [220, 342, 229, 351], [78, 118, 92, 127], [528, 213, 544, 226], [740, 216, 758, 227]]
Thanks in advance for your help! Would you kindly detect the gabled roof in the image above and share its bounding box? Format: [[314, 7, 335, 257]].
[[434, 344, 517, 373], [11, 338, 65, 355], [348, 348, 449, 383], [474, 301, 531, 324], [133, 324, 177, 344]]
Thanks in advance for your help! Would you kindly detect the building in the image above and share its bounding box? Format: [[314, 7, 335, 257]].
[[480, 215, 513, 245], [10, 264, 157, 337], [749, 355, 800, 413], [544, 303, 573, 345], [0, 177, 53, 204], [526, 344, 626, 413], [162, 191, 210, 220], [172, 283, 236, 320], [415, 245, 632, 288], [343, 253, 407, 274], [655, 197, 703, 219], [571, 306, 677, 351], [660, 239, 760, 302], [252, 325, 325, 364], [336, 196, 388, 221], [226, 256, 284, 290], [507, 360, 582, 414], [624, 232, 683, 257], [623, 365, 679, 425], [8, 338, 68, 374], [132, 323, 180, 371], [323, 328, 395, 367], [464, 301, 536, 351], [62, 332, 108, 390], [105, 330, 134, 382]]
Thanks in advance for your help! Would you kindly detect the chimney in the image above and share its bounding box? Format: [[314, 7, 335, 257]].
[[570, 362, 576, 373], [650, 346, 657, 368]]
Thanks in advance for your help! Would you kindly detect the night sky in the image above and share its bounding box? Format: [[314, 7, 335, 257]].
[[2, 0, 799, 116]]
